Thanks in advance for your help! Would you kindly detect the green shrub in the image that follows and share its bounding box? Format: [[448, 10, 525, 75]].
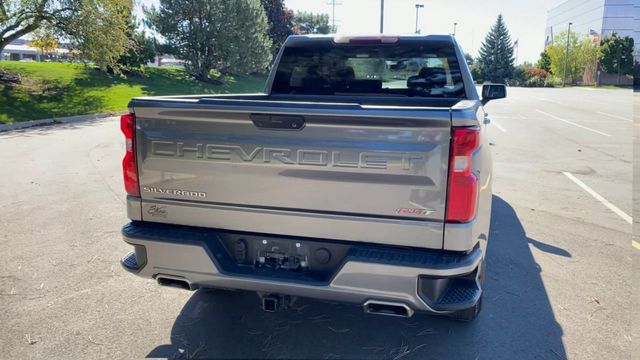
[[526, 76, 546, 87], [544, 75, 563, 87]]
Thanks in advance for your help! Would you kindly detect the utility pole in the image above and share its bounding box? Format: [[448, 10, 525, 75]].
[[327, 0, 342, 31], [453, 22, 458, 37], [380, 0, 384, 33], [562, 22, 572, 87], [415, 4, 424, 34]]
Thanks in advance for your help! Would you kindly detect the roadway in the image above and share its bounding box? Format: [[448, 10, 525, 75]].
[[0, 87, 633, 359]]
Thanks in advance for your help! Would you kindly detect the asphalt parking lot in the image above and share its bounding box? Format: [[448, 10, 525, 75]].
[[0, 87, 633, 359]]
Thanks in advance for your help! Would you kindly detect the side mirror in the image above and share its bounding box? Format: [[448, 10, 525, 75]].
[[481, 84, 507, 105]]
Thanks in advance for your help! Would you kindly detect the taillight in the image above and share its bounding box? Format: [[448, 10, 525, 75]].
[[121, 113, 139, 196], [446, 127, 480, 223]]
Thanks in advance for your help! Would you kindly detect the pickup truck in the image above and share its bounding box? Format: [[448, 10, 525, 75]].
[[119, 34, 506, 321]]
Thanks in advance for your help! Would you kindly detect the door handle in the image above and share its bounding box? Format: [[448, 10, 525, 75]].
[[250, 114, 305, 130]]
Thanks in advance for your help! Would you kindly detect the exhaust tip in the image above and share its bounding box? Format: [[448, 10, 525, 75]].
[[364, 300, 414, 318], [156, 276, 192, 291]]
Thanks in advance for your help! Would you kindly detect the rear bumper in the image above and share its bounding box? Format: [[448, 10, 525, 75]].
[[121, 222, 483, 315]]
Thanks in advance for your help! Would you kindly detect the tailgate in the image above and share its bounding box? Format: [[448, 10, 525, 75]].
[[133, 99, 451, 249]]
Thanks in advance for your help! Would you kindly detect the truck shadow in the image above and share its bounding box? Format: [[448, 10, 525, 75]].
[[148, 196, 566, 359]]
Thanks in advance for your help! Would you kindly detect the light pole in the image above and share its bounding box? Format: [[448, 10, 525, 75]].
[[453, 22, 458, 37], [380, 0, 385, 33], [562, 22, 572, 87], [414, 4, 424, 34], [617, 45, 624, 85], [327, 0, 342, 31]]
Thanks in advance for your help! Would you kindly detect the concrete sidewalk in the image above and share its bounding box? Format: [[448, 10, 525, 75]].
[[0, 111, 126, 132]]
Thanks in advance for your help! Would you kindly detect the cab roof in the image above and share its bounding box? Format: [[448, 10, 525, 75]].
[[284, 34, 458, 46]]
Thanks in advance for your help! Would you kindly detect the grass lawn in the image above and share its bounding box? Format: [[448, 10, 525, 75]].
[[585, 85, 631, 90], [0, 61, 268, 123]]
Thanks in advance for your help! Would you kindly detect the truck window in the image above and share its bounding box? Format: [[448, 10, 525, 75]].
[[272, 40, 465, 98]]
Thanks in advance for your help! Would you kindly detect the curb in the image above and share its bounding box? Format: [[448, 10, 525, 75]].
[[0, 111, 126, 133]]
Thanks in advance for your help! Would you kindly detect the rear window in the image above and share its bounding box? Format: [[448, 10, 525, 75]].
[[271, 40, 465, 98]]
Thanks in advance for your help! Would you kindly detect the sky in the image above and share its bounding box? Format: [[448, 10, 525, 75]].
[[137, 0, 569, 65], [285, 0, 567, 64]]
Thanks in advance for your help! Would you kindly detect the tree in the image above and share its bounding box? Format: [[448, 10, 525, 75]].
[[537, 50, 552, 74], [68, 0, 132, 71], [0, 0, 131, 69], [117, 30, 157, 71], [294, 11, 334, 34], [546, 32, 598, 85], [469, 63, 482, 82], [216, 0, 272, 74], [112, 16, 157, 71], [464, 53, 474, 66], [512, 62, 534, 85], [30, 29, 58, 58], [477, 15, 515, 84], [260, 0, 296, 55], [146, 0, 272, 82], [503, 62, 549, 88], [600, 33, 634, 76], [464, 53, 481, 81], [525, 67, 548, 84], [581, 37, 600, 85]]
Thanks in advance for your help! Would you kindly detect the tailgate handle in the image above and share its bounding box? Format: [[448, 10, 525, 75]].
[[250, 114, 305, 130]]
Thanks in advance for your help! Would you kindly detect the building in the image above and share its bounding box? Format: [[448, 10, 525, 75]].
[[149, 54, 185, 67], [545, 0, 637, 85], [0, 38, 70, 61], [1, 38, 183, 68], [545, 0, 637, 52]]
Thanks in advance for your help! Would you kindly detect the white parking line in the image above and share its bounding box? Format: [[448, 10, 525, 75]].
[[536, 110, 612, 137], [562, 172, 632, 224], [633, 241, 640, 250], [492, 120, 507, 132], [596, 111, 632, 122], [535, 96, 562, 105]]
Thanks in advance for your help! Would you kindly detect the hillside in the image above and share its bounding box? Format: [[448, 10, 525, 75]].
[[0, 61, 267, 123]]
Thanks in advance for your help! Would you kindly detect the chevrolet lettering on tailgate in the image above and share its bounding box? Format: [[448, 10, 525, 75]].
[[150, 141, 426, 171]]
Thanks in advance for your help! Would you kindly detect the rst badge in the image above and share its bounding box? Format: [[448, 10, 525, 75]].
[[395, 208, 435, 216]]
